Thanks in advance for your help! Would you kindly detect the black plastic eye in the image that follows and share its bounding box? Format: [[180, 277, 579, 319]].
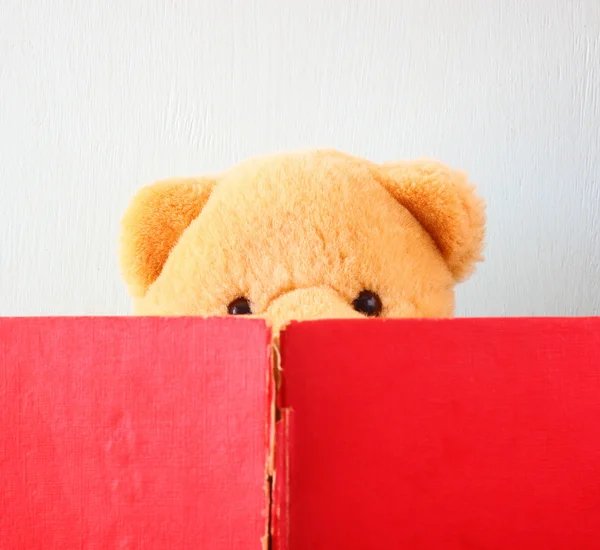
[[352, 290, 383, 317], [227, 297, 253, 315]]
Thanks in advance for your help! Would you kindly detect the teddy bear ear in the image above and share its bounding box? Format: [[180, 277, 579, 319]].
[[119, 177, 217, 297], [378, 159, 486, 282]]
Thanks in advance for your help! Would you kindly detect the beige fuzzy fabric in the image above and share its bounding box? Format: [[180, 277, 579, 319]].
[[119, 149, 486, 334]]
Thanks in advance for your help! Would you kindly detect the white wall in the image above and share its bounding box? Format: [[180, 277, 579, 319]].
[[1, 0, 599, 317]]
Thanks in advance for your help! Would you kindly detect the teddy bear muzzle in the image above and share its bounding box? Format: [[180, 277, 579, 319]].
[[265, 286, 363, 334]]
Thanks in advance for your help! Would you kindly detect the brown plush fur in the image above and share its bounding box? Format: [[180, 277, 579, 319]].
[[119, 149, 486, 333]]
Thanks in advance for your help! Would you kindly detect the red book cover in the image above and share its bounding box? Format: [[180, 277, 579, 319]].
[[276, 317, 600, 550], [0, 317, 272, 549]]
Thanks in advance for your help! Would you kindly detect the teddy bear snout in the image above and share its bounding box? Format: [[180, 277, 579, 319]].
[[265, 286, 362, 332]]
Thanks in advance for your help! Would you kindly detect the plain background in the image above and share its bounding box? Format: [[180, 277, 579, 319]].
[[1, 0, 599, 317]]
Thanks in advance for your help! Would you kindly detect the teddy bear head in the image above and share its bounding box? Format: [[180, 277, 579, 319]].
[[119, 149, 485, 334]]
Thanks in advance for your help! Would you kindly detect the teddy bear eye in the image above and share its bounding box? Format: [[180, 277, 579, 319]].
[[352, 290, 382, 317], [227, 297, 253, 315]]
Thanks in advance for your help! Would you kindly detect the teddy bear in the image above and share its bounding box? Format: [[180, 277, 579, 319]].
[[119, 149, 486, 334]]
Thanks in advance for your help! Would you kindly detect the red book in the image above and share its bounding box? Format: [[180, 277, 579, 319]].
[[3, 316, 600, 549], [276, 317, 600, 550], [0, 317, 272, 549]]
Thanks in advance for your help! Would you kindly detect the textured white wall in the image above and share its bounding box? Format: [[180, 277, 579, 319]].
[[1, 0, 599, 317]]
